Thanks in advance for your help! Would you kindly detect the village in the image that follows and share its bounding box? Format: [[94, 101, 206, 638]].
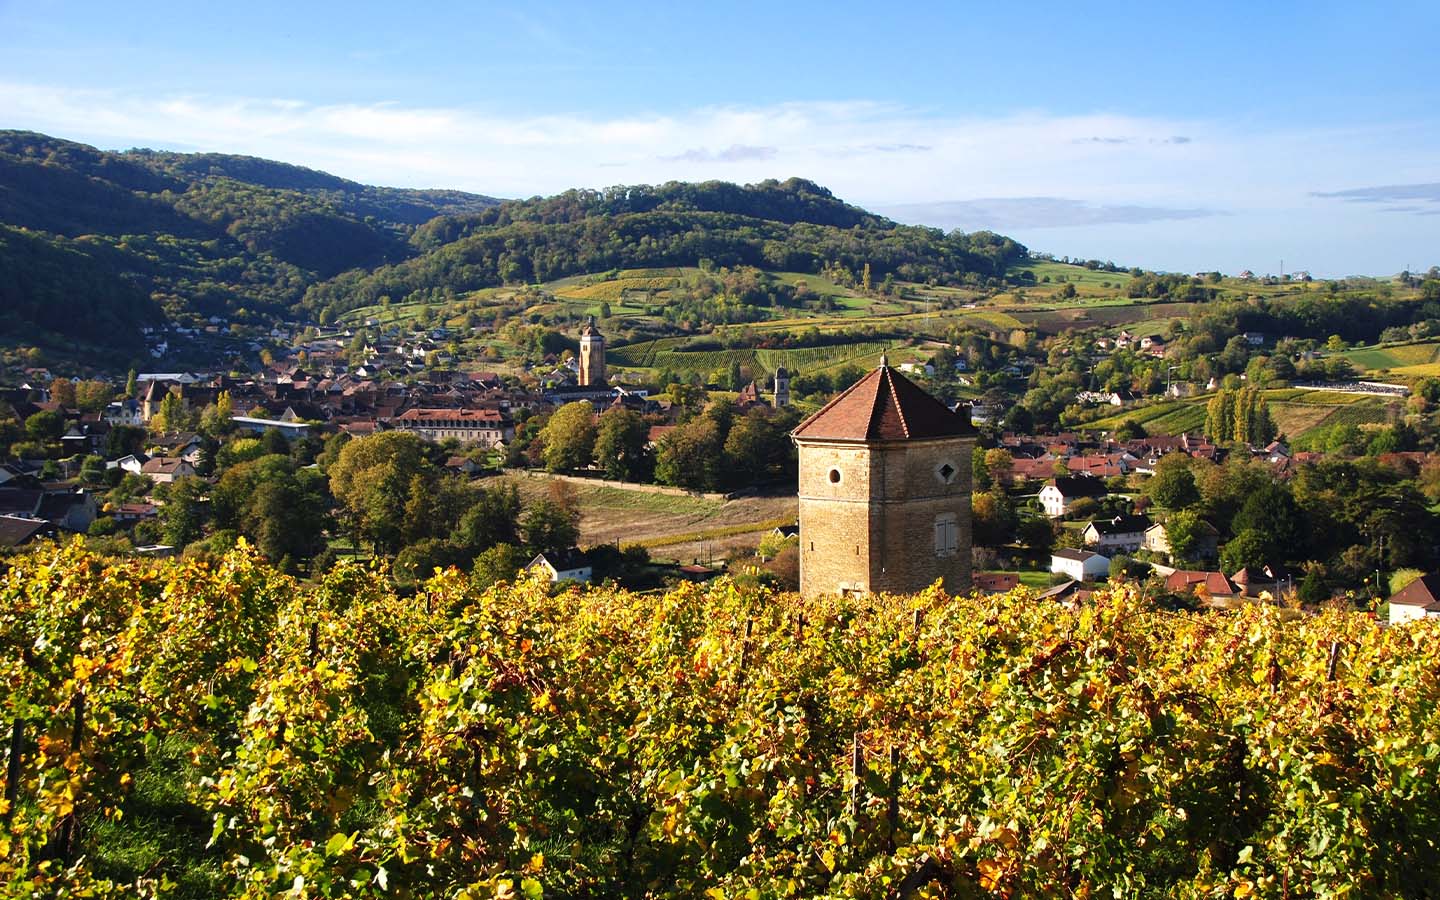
[[3, 306, 1437, 624]]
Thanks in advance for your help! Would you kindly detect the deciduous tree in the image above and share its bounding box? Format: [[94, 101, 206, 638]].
[[540, 401, 597, 472]]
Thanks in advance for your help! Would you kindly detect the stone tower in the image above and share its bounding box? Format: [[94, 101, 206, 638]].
[[578, 316, 606, 386], [772, 366, 790, 408], [791, 360, 976, 599]]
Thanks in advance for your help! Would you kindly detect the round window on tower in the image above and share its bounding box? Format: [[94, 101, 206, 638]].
[[828, 468, 842, 484]]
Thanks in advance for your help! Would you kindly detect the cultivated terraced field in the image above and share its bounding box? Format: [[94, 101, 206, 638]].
[[504, 475, 796, 562], [1340, 340, 1440, 371], [609, 338, 896, 377], [1084, 389, 1394, 441]]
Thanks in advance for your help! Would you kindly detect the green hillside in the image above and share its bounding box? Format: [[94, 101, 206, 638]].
[[301, 178, 1027, 322], [0, 131, 499, 357], [0, 132, 1028, 363]]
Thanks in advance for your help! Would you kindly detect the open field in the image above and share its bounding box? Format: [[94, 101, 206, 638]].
[[1012, 261, 1134, 296], [1390, 363, 1440, 378], [503, 475, 797, 562], [987, 569, 1056, 590], [1340, 340, 1440, 371], [1008, 301, 1202, 334]]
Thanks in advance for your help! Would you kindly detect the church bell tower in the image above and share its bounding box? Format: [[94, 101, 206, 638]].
[[772, 365, 791, 407], [578, 316, 606, 386]]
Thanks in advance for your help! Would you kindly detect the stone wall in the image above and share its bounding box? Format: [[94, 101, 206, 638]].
[[797, 441, 877, 598]]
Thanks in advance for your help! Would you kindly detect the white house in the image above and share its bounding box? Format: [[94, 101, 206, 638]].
[[140, 457, 196, 484], [1075, 390, 1125, 407], [109, 454, 149, 475], [527, 549, 592, 584], [231, 416, 314, 438], [103, 400, 144, 427], [1388, 574, 1440, 625], [1143, 520, 1219, 562], [1050, 549, 1110, 582], [1081, 514, 1153, 554], [1039, 475, 1108, 518]]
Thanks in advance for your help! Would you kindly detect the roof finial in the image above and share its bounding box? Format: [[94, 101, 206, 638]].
[[879, 353, 889, 368]]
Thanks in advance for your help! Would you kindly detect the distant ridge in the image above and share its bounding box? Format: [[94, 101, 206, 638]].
[[0, 130, 1026, 363]]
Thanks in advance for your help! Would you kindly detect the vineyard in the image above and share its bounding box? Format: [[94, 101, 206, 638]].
[[1085, 390, 1394, 441], [4, 543, 1440, 898], [553, 269, 689, 303], [1339, 340, 1440, 372], [609, 339, 895, 378]]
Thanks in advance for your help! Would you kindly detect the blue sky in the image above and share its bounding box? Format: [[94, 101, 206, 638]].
[[2, 0, 1438, 275]]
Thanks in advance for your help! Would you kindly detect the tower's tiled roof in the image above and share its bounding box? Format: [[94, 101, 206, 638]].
[[792, 365, 975, 442]]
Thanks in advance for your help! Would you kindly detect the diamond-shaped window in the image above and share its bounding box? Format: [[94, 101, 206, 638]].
[[938, 463, 956, 482]]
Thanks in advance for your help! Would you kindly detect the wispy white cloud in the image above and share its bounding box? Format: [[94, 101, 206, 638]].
[[0, 81, 1232, 203], [661, 144, 777, 163], [0, 81, 1435, 273], [1313, 182, 1440, 207], [875, 197, 1221, 230]]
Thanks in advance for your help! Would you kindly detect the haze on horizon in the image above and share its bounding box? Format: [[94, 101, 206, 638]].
[[1, 0, 1437, 277]]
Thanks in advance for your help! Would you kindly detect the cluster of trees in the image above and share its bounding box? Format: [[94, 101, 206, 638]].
[[8, 544, 1440, 897], [325, 431, 596, 587], [534, 404, 652, 481], [54, 421, 604, 586], [652, 402, 800, 492], [1203, 386, 1276, 444], [1126, 272, 1219, 301], [528, 399, 802, 493], [1145, 452, 1439, 596]]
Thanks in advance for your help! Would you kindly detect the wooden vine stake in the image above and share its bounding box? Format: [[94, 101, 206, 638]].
[[3, 716, 22, 826], [1326, 640, 1340, 682], [850, 731, 863, 819], [736, 618, 754, 688], [887, 744, 901, 852], [308, 621, 320, 664], [57, 693, 85, 862]]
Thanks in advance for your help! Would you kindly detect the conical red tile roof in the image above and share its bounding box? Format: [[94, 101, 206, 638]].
[[792, 365, 975, 442]]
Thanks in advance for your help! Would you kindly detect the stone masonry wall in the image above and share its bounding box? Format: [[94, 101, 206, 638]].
[[797, 436, 974, 599]]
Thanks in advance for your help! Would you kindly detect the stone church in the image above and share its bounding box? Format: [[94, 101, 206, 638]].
[[791, 359, 976, 598]]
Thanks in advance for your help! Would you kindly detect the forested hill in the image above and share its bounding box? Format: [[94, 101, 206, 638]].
[[302, 179, 1026, 321], [0, 131, 499, 360], [0, 130, 1026, 360]]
